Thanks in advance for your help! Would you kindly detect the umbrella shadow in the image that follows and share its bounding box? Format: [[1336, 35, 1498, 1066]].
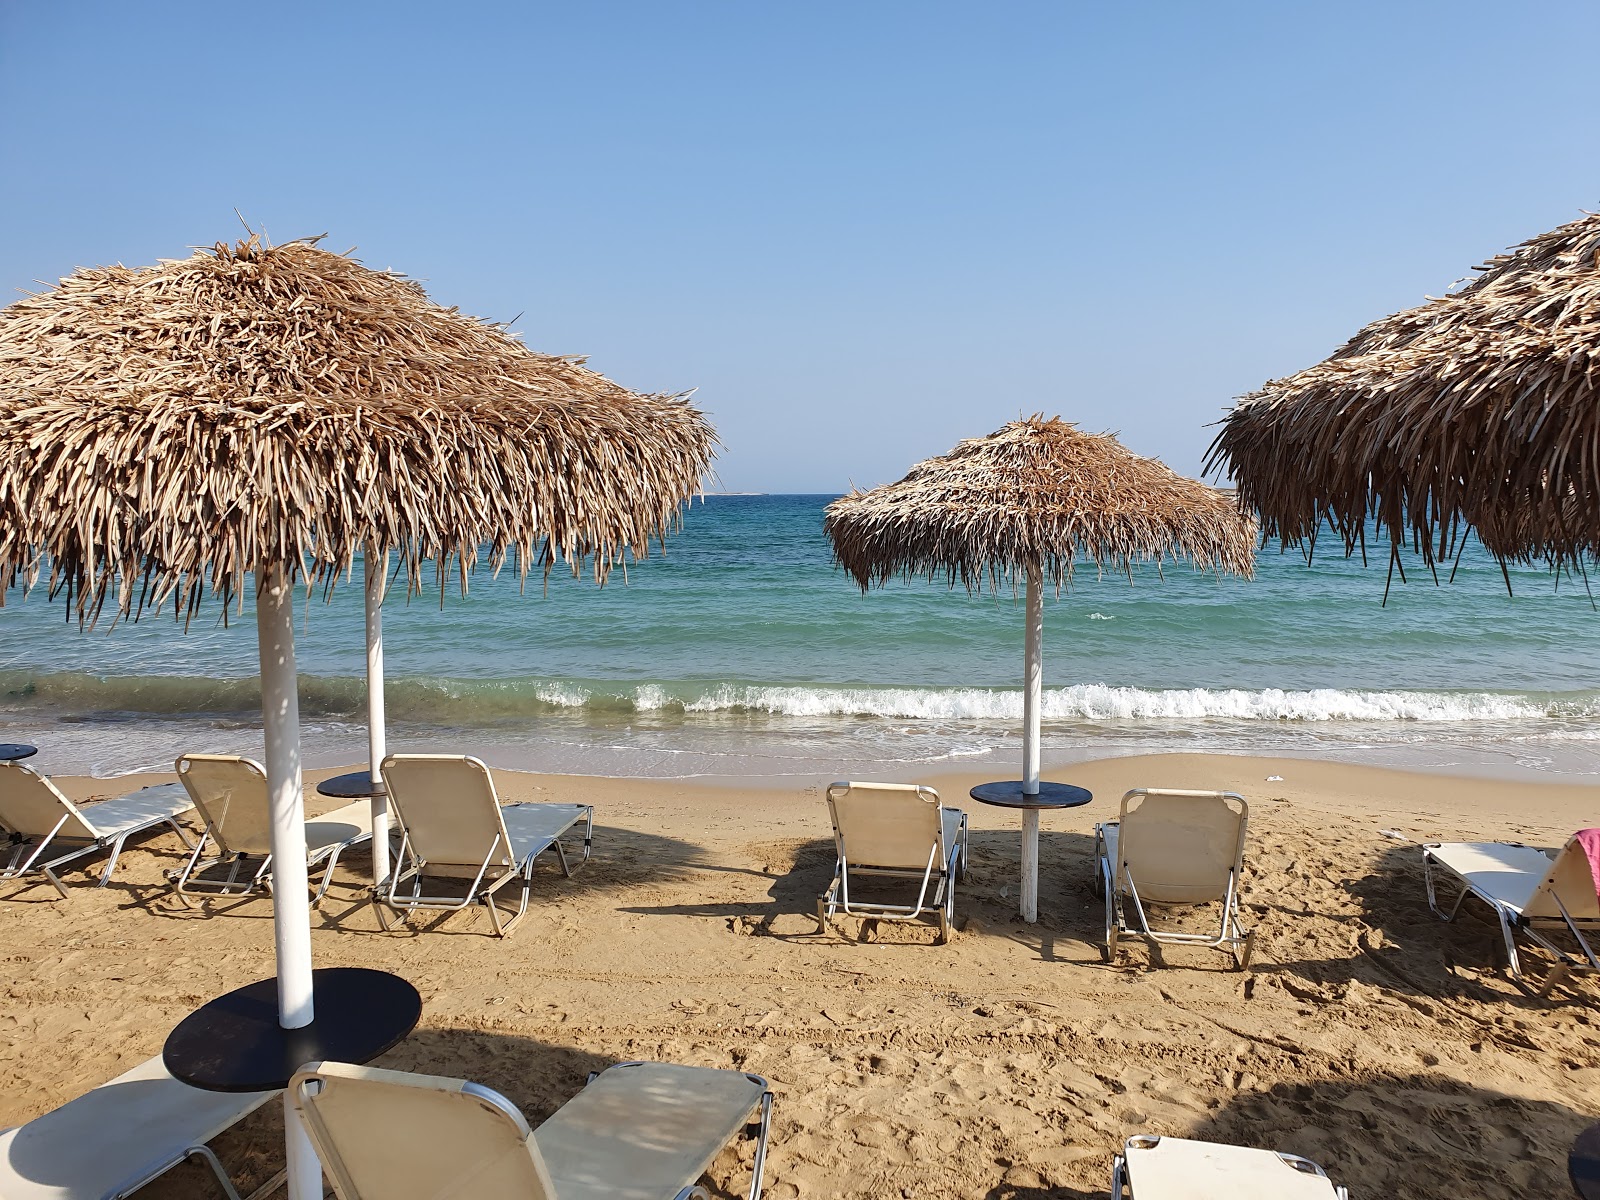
[[1176, 1070, 1592, 1199], [314, 825, 754, 938], [615, 836, 844, 942], [159, 1025, 764, 1200], [1250, 842, 1585, 1006], [613, 828, 1113, 957], [956, 828, 1107, 964]]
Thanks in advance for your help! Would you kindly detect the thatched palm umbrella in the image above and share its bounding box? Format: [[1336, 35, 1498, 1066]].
[[0, 235, 714, 1198], [825, 417, 1256, 922], [1209, 211, 1600, 576]]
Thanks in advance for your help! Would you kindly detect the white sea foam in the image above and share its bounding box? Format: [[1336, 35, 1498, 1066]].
[[649, 683, 1568, 723]]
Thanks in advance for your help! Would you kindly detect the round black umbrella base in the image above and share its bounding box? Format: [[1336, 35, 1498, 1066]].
[[164, 967, 421, 1093]]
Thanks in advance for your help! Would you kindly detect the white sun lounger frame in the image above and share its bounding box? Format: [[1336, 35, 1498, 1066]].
[[1096, 788, 1254, 970], [292, 1058, 774, 1200], [0, 1054, 280, 1200], [377, 753, 593, 938], [0, 762, 195, 899], [168, 754, 373, 907], [1110, 1134, 1347, 1198], [1422, 838, 1600, 990], [817, 781, 968, 944]]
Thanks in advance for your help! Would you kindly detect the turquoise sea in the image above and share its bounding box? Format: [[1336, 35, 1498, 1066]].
[[2, 495, 1597, 780]]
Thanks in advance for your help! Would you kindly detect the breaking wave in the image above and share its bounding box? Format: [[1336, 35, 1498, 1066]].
[[1, 669, 1590, 726]]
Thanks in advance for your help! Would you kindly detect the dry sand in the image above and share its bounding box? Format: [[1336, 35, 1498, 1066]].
[[2, 752, 1598, 1198]]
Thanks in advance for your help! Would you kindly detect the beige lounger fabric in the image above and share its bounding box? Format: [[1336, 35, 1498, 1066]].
[[0, 1054, 275, 1199], [292, 1059, 769, 1200], [1117, 1135, 1344, 1199], [1423, 836, 1600, 988], [1103, 791, 1244, 904], [0, 762, 194, 896], [0, 768, 190, 843], [817, 781, 967, 943], [1098, 789, 1252, 968], [172, 754, 373, 904], [293, 1062, 555, 1200], [1427, 840, 1600, 920], [534, 1063, 766, 1200], [376, 754, 592, 936]]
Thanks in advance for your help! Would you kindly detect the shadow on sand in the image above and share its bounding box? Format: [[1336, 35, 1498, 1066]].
[[984, 1070, 1593, 1200], [1256, 841, 1589, 1006]]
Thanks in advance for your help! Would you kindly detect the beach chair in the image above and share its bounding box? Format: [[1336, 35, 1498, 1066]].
[[291, 1058, 774, 1200], [1110, 1134, 1347, 1199], [817, 781, 967, 944], [0, 1053, 280, 1200], [1096, 788, 1253, 969], [170, 754, 374, 907], [1422, 833, 1600, 991], [0, 761, 195, 899], [377, 753, 593, 937]]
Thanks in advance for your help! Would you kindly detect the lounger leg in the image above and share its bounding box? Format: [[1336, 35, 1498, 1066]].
[[1496, 907, 1525, 981], [1101, 858, 1119, 963], [817, 864, 843, 933], [184, 1145, 246, 1200], [1110, 1153, 1127, 1198], [108, 1144, 244, 1200], [747, 1090, 774, 1200], [96, 833, 131, 886], [1423, 850, 1471, 922], [164, 817, 198, 851]]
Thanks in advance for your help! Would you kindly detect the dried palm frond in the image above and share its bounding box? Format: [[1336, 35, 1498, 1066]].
[[1209, 210, 1600, 567], [0, 235, 717, 624], [825, 416, 1256, 592]]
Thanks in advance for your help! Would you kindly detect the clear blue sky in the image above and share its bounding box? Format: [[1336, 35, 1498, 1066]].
[[2, 2, 1597, 493]]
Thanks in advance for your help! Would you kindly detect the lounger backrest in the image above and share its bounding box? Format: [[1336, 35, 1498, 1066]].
[[381, 754, 515, 870], [291, 1061, 557, 1200], [1115, 789, 1248, 904], [826, 781, 944, 870], [175, 754, 274, 857], [0, 762, 98, 840], [1525, 835, 1600, 921]]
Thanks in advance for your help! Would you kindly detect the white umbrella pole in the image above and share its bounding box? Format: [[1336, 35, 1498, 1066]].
[[1020, 561, 1044, 923], [255, 565, 320, 1200], [365, 551, 390, 886]]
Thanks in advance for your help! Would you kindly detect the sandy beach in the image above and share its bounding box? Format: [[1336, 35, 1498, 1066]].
[[2, 751, 1596, 1198]]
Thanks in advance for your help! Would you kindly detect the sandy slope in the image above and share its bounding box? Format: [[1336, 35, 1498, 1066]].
[[1, 752, 1597, 1198]]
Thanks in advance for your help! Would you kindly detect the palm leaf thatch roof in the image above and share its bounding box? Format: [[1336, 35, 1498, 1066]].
[[1208, 210, 1600, 570], [0, 235, 716, 624], [825, 416, 1256, 591]]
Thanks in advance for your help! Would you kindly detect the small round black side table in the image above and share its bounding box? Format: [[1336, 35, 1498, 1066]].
[[1571, 1122, 1600, 1199], [0, 743, 39, 762], [163, 966, 421, 1093], [314, 771, 386, 800], [969, 780, 1093, 923]]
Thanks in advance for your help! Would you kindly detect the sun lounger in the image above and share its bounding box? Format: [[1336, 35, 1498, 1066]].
[[291, 1058, 773, 1200], [1422, 833, 1600, 990], [0, 1053, 280, 1200], [0, 761, 194, 899], [376, 753, 593, 937], [1097, 788, 1253, 969], [170, 754, 373, 907], [1111, 1134, 1347, 1198], [817, 780, 967, 943]]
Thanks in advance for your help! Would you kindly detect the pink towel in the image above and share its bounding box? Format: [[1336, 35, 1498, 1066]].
[[1576, 829, 1600, 899]]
